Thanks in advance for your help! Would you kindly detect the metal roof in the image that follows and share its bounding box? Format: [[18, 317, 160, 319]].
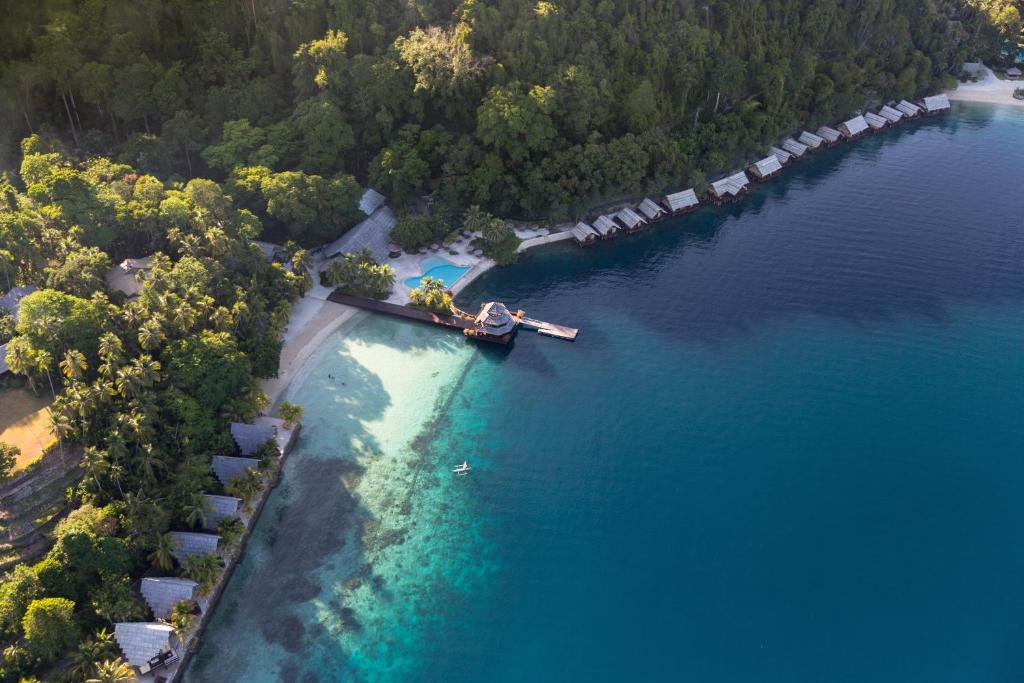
[[359, 188, 387, 216], [323, 205, 398, 262], [751, 155, 783, 178], [114, 622, 174, 667], [769, 146, 792, 164], [140, 577, 197, 620], [781, 138, 808, 157], [0, 344, 7, 375], [816, 126, 841, 143], [169, 531, 220, 562], [637, 198, 663, 221], [211, 455, 258, 487], [571, 222, 598, 243], [864, 112, 887, 129], [0, 286, 38, 322], [798, 130, 824, 149], [201, 494, 242, 529], [896, 100, 921, 117], [615, 207, 646, 228], [923, 94, 950, 112], [840, 115, 869, 137], [664, 189, 698, 212], [711, 172, 749, 196], [592, 215, 619, 236], [878, 105, 904, 123], [230, 422, 276, 456]]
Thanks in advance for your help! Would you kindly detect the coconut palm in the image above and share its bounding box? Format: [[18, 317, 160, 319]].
[[183, 493, 209, 529], [33, 348, 56, 400], [5, 343, 37, 393], [182, 553, 222, 596], [69, 629, 118, 681], [149, 532, 177, 571], [59, 349, 87, 380], [81, 447, 111, 492], [137, 320, 164, 351], [86, 658, 136, 683]]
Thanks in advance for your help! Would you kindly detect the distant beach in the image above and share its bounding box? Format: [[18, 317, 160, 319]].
[[947, 65, 1024, 109]]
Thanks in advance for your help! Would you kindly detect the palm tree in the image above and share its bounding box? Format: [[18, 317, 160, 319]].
[[33, 348, 56, 400], [70, 629, 118, 681], [182, 553, 222, 596], [5, 343, 37, 393], [81, 447, 111, 492], [149, 532, 177, 571], [60, 349, 87, 380], [138, 320, 163, 351], [183, 493, 209, 529], [86, 658, 136, 683]]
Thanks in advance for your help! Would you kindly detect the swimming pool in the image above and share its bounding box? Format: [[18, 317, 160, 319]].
[[404, 257, 471, 289]]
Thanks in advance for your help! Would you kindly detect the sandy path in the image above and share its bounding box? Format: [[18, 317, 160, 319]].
[[947, 66, 1024, 109], [0, 388, 52, 468]]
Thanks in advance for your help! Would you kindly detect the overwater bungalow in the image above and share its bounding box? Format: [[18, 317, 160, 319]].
[[114, 622, 178, 673], [465, 302, 519, 344], [838, 115, 869, 140], [769, 146, 792, 165], [781, 138, 809, 158], [921, 93, 950, 115], [878, 105, 904, 124], [592, 214, 620, 238], [708, 172, 750, 204], [637, 198, 665, 222], [200, 494, 243, 530], [571, 221, 600, 246], [798, 130, 825, 150], [816, 125, 842, 145], [896, 99, 922, 118], [615, 207, 647, 233], [140, 577, 198, 620], [211, 455, 258, 487], [663, 188, 700, 214], [105, 256, 154, 299], [168, 531, 220, 563], [864, 111, 888, 130], [748, 155, 783, 181]]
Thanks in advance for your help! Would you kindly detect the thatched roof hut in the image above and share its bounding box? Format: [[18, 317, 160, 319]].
[[922, 94, 950, 115], [663, 189, 699, 214], [781, 138, 808, 158], [749, 155, 783, 181], [637, 198, 664, 222], [798, 130, 825, 150], [816, 126, 842, 144], [615, 207, 646, 233], [838, 115, 869, 139], [896, 100, 921, 118], [592, 215, 620, 238], [878, 105, 904, 124], [571, 221, 599, 246]]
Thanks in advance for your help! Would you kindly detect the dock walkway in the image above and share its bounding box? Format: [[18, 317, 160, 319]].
[[519, 317, 579, 341], [327, 291, 474, 331]]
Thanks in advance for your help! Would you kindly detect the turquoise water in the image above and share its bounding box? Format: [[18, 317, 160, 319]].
[[185, 104, 1024, 682], [403, 257, 470, 289]]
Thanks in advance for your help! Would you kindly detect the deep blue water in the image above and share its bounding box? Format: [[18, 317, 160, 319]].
[[186, 103, 1024, 682]]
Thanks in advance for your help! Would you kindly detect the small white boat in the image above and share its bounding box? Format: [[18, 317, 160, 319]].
[[452, 461, 471, 475]]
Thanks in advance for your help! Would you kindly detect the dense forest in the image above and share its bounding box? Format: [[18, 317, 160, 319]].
[[1, 0, 1020, 226]]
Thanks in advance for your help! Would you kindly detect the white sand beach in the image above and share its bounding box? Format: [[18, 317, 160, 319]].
[[947, 65, 1024, 108]]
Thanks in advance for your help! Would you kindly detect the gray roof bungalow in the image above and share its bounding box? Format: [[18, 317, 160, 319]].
[[230, 422, 277, 456], [105, 257, 153, 299], [896, 99, 921, 118], [591, 215, 620, 238], [637, 198, 665, 222], [816, 125, 842, 145], [922, 94, 950, 115], [571, 222, 599, 246], [864, 111, 887, 130], [200, 494, 242, 529], [878, 105, 904, 124], [114, 622, 176, 668], [781, 138, 809, 158], [0, 344, 8, 375], [359, 188, 387, 216], [169, 531, 220, 563], [708, 172, 750, 203], [797, 130, 825, 150], [212, 455, 258, 487], [769, 146, 792, 165], [663, 188, 699, 214], [838, 115, 869, 139], [615, 207, 646, 233], [748, 155, 783, 181], [0, 286, 38, 323], [140, 577, 198, 620]]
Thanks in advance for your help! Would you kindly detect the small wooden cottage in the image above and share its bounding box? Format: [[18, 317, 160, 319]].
[[896, 100, 921, 118], [615, 207, 647, 233], [637, 198, 665, 222], [1007, 67, 1022, 80], [709, 172, 750, 204], [816, 125, 842, 145], [921, 94, 950, 115], [663, 189, 699, 214], [838, 115, 869, 140], [878, 105, 904, 124], [781, 138, 809, 158], [592, 215, 620, 238], [769, 146, 792, 165], [864, 112, 887, 130], [749, 155, 783, 181], [571, 221, 600, 246], [798, 130, 825, 150]]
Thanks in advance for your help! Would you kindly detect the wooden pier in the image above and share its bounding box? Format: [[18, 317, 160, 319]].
[[328, 291, 474, 331], [519, 317, 579, 341]]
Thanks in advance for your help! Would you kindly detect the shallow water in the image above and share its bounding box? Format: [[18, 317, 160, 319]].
[[185, 103, 1024, 682]]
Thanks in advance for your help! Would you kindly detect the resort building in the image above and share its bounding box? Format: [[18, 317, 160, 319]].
[[896, 99, 921, 118], [0, 344, 8, 375], [864, 111, 888, 130], [769, 146, 792, 165], [637, 198, 665, 222], [798, 130, 825, 150], [838, 115, 869, 139], [140, 577, 198, 620], [212, 455, 258, 487], [114, 622, 177, 670], [230, 422, 277, 457], [571, 222, 600, 246], [1008, 67, 1022, 80], [816, 125, 842, 145], [323, 189, 397, 261], [781, 138, 809, 158], [105, 257, 153, 299], [168, 531, 220, 563], [359, 188, 387, 216], [615, 207, 647, 233], [200, 494, 242, 530], [749, 155, 783, 181], [0, 286, 38, 323], [592, 214, 620, 238], [708, 172, 750, 203], [467, 302, 519, 344], [878, 105, 904, 124], [663, 188, 699, 214], [922, 94, 950, 115]]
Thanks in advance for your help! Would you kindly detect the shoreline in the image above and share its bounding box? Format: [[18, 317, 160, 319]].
[[946, 66, 1024, 109]]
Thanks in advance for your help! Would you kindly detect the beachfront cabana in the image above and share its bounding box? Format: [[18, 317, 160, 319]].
[[140, 577, 198, 620], [663, 188, 699, 214], [798, 130, 824, 150], [615, 207, 647, 233], [200, 494, 242, 530], [571, 222, 599, 246], [114, 623, 176, 669], [769, 146, 792, 165], [592, 215, 620, 238], [878, 105, 904, 124], [838, 115, 869, 140], [921, 94, 950, 115], [105, 257, 153, 299], [168, 532, 220, 563], [230, 422, 277, 457], [896, 100, 921, 118], [864, 112, 887, 130], [637, 198, 665, 222], [816, 125, 842, 145], [748, 155, 783, 181], [708, 172, 750, 204], [0, 286, 37, 323], [211, 456, 258, 487], [781, 138, 809, 158]]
